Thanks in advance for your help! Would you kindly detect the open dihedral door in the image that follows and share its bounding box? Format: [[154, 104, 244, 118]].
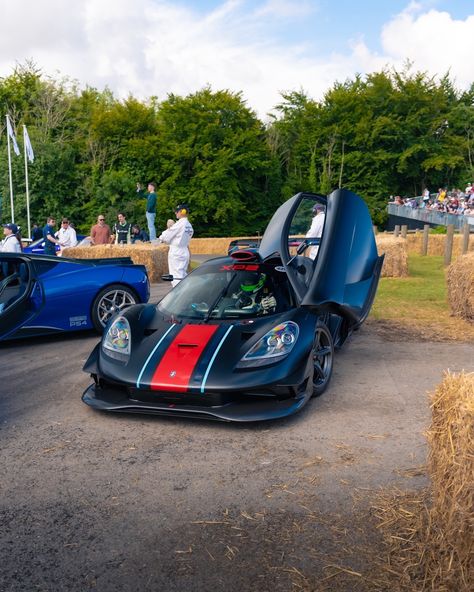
[[258, 189, 384, 327], [0, 255, 41, 340]]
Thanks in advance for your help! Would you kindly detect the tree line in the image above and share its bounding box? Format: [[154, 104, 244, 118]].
[[1, 61, 473, 236]]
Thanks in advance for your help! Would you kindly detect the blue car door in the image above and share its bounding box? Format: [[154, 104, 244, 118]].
[[0, 254, 44, 340]]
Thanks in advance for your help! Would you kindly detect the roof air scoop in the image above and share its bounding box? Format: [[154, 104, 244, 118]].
[[230, 249, 262, 262]]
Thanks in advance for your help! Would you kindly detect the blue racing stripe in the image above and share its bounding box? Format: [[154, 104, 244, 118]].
[[200, 325, 234, 393], [136, 324, 178, 388]]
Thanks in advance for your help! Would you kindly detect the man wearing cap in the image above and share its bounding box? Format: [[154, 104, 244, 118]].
[[305, 203, 325, 260], [158, 204, 194, 287], [1, 223, 22, 253]]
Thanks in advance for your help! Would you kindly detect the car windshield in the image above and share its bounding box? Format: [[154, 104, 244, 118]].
[[157, 263, 293, 320]]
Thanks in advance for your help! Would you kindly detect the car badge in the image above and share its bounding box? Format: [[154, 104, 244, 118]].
[[275, 266, 286, 273], [170, 370, 177, 377]]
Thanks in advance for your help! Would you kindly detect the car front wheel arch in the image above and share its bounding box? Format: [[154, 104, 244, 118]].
[[311, 319, 334, 397], [91, 283, 138, 333]]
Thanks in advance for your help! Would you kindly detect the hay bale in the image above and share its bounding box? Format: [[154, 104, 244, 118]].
[[375, 236, 408, 277], [407, 233, 474, 257], [189, 237, 258, 255], [425, 371, 474, 589], [62, 244, 170, 282], [447, 252, 474, 322], [374, 372, 474, 591]]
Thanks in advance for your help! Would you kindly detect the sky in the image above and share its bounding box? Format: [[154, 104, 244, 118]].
[[1, 0, 474, 118]]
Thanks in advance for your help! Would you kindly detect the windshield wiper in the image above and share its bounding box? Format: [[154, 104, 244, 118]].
[[204, 273, 236, 322]]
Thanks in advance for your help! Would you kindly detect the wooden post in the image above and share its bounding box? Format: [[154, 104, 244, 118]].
[[422, 224, 429, 255], [444, 224, 455, 266], [394, 225, 400, 237], [462, 222, 470, 255], [401, 225, 408, 238]]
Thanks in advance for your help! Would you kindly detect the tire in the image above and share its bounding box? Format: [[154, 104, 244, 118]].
[[311, 320, 334, 397], [91, 284, 137, 333]]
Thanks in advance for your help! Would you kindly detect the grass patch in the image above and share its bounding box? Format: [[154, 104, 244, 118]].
[[371, 254, 474, 341]]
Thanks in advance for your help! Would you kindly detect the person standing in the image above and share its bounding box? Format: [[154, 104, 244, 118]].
[[31, 223, 43, 241], [90, 215, 112, 245], [137, 182, 157, 241], [56, 218, 78, 251], [43, 217, 59, 256], [1, 223, 22, 253], [158, 204, 194, 287], [113, 212, 132, 245], [305, 203, 325, 260]]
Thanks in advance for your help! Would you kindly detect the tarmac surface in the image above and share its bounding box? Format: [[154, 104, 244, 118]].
[[1, 280, 473, 591]]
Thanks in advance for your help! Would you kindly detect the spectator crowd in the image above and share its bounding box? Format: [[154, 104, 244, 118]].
[[389, 183, 474, 216]]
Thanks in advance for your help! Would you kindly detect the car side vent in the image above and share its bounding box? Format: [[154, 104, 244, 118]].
[[240, 331, 255, 342], [144, 328, 158, 336]]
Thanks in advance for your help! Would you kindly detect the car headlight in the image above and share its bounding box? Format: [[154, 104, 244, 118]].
[[102, 316, 131, 361], [237, 321, 299, 368]]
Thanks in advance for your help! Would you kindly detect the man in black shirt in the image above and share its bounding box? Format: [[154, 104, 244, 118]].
[[113, 212, 131, 244]]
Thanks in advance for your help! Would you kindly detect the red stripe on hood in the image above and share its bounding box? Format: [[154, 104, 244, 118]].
[[150, 324, 219, 392]]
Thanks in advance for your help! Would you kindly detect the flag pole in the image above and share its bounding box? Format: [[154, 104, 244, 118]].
[[23, 125, 31, 239], [6, 115, 15, 223]]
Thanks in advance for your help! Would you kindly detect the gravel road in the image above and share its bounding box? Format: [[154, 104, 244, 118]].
[[1, 284, 472, 591]]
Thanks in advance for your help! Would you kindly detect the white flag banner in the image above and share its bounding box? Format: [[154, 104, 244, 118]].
[[23, 125, 35, 162], [6, 115, 20, 156]]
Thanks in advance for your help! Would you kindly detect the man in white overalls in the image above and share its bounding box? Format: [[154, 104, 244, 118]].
[[158, 204, 194, 287]]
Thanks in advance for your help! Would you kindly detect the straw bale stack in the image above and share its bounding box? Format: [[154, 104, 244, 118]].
[[374, 371, 474, 591], [446, 252, 474, 322], [62, 244, 169, 282], [375, 236, 408, 277], [425, 371, 474, 590], [406, 233, 474, 257]]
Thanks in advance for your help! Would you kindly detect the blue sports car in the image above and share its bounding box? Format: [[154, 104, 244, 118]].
[[0, 253, 149, 341], [23, 235, 87, 254]]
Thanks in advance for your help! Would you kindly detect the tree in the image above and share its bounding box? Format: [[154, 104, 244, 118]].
[[154, 87, 279, 236]]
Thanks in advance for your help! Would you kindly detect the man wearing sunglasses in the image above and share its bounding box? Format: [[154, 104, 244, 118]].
[[90, 215, 112, 245]]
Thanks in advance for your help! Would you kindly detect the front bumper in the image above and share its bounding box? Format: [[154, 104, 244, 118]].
[[82, 381, 311, 422]]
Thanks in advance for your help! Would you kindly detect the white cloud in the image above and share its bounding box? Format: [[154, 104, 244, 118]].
[[0, 1, 473, 119], [380, 5, 474, 88]]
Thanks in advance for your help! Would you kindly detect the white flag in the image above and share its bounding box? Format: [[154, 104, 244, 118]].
[[6, 115, 20, 156], [23, 125, 35, 162]]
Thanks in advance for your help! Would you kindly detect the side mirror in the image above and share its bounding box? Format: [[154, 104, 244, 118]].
[[161, 274, 174, 282]]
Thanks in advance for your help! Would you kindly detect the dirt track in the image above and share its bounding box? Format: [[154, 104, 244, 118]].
[[1, 287, 472, 591]]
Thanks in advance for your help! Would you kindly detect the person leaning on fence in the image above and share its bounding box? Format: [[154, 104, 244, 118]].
[[158, 204, 194, 287]]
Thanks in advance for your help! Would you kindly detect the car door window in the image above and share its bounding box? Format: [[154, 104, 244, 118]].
[[0, 261, 30, 314]]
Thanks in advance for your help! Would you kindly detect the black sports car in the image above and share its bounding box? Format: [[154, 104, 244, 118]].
[[82, 189, 384, 422]]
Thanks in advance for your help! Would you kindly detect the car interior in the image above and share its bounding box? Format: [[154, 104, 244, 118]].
[[0, 260, 30, 314]]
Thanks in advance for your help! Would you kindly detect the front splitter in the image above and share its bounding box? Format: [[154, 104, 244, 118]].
[[82, 383, 310, 423]]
